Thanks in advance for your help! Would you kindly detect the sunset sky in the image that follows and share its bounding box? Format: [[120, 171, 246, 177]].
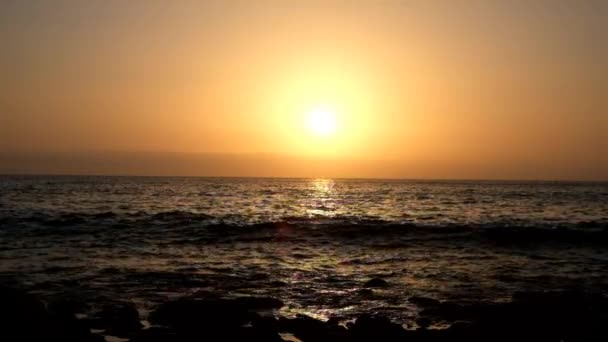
[[1, 0, 606, 180]]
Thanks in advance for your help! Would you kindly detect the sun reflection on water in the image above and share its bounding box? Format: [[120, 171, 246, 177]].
[[305, 179, 337, 218], [311, 178, 335, 195]]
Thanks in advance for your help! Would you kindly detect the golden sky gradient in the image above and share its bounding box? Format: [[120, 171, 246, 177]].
[[1, 1, 606, 180]]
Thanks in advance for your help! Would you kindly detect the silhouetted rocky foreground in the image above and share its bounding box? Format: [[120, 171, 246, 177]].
[[2, 285, 607, 342]]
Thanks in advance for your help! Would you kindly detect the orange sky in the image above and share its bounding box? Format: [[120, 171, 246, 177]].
[[1, 1, 606, 180]]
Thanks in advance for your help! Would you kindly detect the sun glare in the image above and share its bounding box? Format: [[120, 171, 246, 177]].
[[306, 106, 337, 136]]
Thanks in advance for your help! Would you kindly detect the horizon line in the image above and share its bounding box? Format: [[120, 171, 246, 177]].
[[2, 173, 606, 183]]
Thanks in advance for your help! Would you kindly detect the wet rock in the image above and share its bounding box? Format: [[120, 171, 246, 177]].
[[233, 296, 284, 310], [419, 291, 608, 341], [250, 315, 283, 342], [356, 289, 374, 298], [251, 314, 279, 331], [421, 301, 468, 320], [95, 302, 142, 337], [350, 314, 406, 341], [269, 280, 289, 287], [129, 327, 179, 342], [498, 291, 608, 341], [241, 326, 285, 342], [50, 311, 104, 342], [0, 286, 49, 338], [149, 298, 251, 333], [278, 314, 347, 342], [363, 278, 389, 288], [326, 316, 344, 326], [135, 316, 283, 342], [278, 314, 325, 334], [47, 296, 93, 317], [0, 286, 102, 341], [409, 296, 440, 307], [148, 295, 283, 337], [416, 317, 431, 329]]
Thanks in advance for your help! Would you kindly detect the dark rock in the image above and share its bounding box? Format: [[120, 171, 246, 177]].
[[326, 316, 344, 326], [269, 280, 289, 287], [278, 314, 348, 342], [130, 327, 180, 342], [409, 296, 440, 307], [278, 314, 325, 333], [0, 286, 49, 338], [251, 314, 279, 331], [363, 278, 389, 288], [47, 297, 91, 315], [241, 326, 285, 342], [233, 296, 284, 310], [421, 301, 468, 320], [0, 286, 101, 341], [95, 302, 142, 337], [249, 315, 283, 342], [416, 317, 431, 329], [350, 314, 406, 341], [148, 295, 282, 337], [149, 297, 252, 333], [418, 291, 608, 341], [135, 315, 283, 342], [356, 288, 374, 297]]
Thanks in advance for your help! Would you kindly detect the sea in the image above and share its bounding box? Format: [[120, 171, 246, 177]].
[[1, 175, 607, 326]]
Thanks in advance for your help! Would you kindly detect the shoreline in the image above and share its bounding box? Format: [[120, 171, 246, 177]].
[[2, 284, 607, 342]]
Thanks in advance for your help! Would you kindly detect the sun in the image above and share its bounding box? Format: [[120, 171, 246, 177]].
[[306, 106, 337, 136]]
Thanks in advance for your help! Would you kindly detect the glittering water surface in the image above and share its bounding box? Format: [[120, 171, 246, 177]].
[[1, 175, 607, 324]]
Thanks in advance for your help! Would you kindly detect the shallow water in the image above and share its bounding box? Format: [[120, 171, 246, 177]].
[[1, 175, 607, 325]]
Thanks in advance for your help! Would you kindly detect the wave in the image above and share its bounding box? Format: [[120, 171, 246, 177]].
[[1, 210, 608, 246]]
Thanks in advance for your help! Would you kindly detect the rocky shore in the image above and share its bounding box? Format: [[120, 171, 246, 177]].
[[2, 284, 607, 342]]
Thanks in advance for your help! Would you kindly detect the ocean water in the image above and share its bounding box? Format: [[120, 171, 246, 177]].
[[1, 175, 607, 325]]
